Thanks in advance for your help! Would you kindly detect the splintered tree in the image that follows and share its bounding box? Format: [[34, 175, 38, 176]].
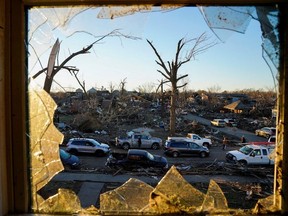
[[147, 33, 216, 135], [32, 30, 139, 94]]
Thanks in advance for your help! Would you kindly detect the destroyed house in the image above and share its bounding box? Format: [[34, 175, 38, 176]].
[[223, 100, 255, 113]]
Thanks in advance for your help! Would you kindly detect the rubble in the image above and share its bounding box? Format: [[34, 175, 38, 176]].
[[30, 88, 280, 214], [53, 89, 276, 148]]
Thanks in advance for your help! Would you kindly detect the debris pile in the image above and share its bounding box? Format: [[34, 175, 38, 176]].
[[52, 90, 276, 147]]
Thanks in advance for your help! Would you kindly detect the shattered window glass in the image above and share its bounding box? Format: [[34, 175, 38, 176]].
[[198, 5, 279, 88], [28, 5, 280, 215]]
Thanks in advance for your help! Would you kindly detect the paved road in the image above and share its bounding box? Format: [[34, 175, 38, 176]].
[[78, 145, 238, 170], [184, 114, 268, 142]]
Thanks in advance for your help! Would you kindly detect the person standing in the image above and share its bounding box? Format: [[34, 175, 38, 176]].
[[222, 136, 228, 150], [137, 137, 142, 148], [241, 135, 247, 143]]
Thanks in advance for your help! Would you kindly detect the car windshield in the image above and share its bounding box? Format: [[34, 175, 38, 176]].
[[146, 152, 154, 160], [60, 150, 71, 160], [90, 139, 100, 146], [239, 146, 253, 155]]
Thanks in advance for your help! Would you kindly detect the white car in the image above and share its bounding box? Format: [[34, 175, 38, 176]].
[[66, 138, 110, 156]]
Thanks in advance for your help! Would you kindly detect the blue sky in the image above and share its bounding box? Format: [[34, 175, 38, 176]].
[[28, 6, 277, 92]]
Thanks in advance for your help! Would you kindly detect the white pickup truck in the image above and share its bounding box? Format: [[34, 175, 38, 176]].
[[226, 144, 275, 166], [167, 133, 212, 148]]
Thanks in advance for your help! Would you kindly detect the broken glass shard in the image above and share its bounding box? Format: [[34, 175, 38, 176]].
[[100, 178, 154, 214]]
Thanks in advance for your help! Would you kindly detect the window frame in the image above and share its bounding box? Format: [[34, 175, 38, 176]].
[[1, 0, 288, 214]]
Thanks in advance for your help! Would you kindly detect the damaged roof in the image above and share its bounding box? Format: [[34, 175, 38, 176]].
[[224, 100, 252, 111]]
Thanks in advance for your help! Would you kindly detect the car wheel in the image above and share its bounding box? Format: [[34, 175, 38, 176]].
[[95, 150, 105, 157], [122, 143, 130, 150], [151, 143, 159, 150], [203, 143, 209, 148], [239, 160, 247, 166], [172, 151, 179, 158], [200, 152, 207, 158]]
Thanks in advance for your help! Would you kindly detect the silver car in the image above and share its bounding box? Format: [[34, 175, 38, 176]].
[[66, 138, 110, 156], [255, 127, 276, 138], [210, 119, 226, 127]]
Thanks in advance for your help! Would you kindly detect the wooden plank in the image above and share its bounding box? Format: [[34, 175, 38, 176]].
[[274, 4, 288, 214], [9, 0, 29, 212]]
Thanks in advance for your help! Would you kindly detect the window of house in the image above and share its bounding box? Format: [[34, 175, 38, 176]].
[[20, 2, 285, 215]]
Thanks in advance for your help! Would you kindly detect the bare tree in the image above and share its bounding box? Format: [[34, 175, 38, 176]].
[[181, 76, 190, 93], [32, 30, 140, 93], [70, 69, 88, 97], [155, 79, 167, 118], [137, 82, 156, 93], [147, 33, 216, 135], [108, 81, 116, 93], [207, 84, 222, 93], [119, 78, 127, 97]]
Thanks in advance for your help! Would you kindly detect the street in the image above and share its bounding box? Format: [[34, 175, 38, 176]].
[[77, 144, 239, 170], [75, 113, 270, 170], [184, 114, 269, 142]]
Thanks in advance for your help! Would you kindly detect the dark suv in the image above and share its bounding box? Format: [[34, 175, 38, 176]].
[[164, 140, 210, 158]]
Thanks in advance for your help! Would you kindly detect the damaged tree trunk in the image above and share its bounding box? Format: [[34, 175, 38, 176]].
[[147, 34, 215, 136], [170, 81, 177, 135], [33, 30, 137, 94]]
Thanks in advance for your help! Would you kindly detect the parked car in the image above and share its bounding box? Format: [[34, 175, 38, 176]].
[[224, 118, 237, 127], [164, 139, 210, 158], [115, 131, 162, 150], [226, 144, 275, 166], [268, 136, 276, 143], [210, 119, 226, 127], [255, 127, 276, 138], [66, 138, 110, 156], [59, 149, 80, 169], [186, 133, 213, 148], [167, 133, 212, 148], [105, 149, 168, 170]]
